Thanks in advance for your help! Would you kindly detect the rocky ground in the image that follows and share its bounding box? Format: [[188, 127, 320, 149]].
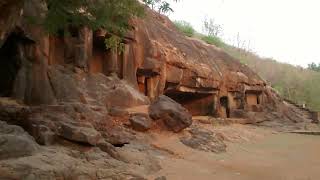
[[1, 113, 320, 180], [0, 91, 319, 180]]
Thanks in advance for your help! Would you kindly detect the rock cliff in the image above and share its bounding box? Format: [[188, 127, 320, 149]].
[[0, 0, 314, 148], [0, 1, 269, 117], [0, 1, 317, 179]]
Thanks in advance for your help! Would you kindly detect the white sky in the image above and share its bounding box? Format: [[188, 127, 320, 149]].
[[168, 0, 320, 67]]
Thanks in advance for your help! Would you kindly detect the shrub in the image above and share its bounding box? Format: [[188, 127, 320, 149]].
[[174, 20, 195, 37], [201, 35, 225, 47]]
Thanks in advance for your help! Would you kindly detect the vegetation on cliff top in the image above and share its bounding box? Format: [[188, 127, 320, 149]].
[[174, 20, 195, 37], [224, 45, 320, 111]]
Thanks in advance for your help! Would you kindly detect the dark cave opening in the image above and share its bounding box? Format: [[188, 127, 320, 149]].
[[112, 143, 129, 148], [0, 32, 25, 97], [220, 96, 230, 118], [165, 91, 215, 115]]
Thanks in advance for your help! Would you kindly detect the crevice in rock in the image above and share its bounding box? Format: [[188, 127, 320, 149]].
[[112, 143, 129, 148], [46, 69, 58, 100]]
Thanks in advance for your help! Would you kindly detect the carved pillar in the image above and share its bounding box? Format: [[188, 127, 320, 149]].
[[106, 49, 118, 75], [75, 27, 92, 70]]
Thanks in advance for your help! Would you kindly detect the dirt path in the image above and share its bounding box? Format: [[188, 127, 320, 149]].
[[151, 125, 320, 180]]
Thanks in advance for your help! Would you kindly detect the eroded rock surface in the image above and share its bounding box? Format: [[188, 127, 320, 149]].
[[0, 144, 159, 180]]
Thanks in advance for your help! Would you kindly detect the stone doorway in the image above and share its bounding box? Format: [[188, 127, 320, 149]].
[[220, 96, 230, 118], [165, 91, 215, 116], [245, 92, 261, 106]]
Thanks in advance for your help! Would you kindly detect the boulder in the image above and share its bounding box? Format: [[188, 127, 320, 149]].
[[0, 121, 40, 160], [129, 113, 152, 132], [57, 122, 101, 145], [104, 82, 150, 108], [180, 127, 226, 153], [149, 95, 192, 132]]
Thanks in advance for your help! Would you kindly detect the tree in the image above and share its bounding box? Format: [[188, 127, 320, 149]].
[[142, 0, 178, 15], [158, 1, 173, 14], [142, 0, 160, 10], [36, 0, 178, 51], [29, 1, 144, 52], [42, 0, 144, 36], [33, 0, 145, 52], [308, 62, 320, 72]]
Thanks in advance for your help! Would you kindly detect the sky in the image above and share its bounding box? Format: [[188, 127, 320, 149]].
[[168, 0, 320, 67]]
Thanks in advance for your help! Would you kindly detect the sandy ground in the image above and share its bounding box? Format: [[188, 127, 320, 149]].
[[150, 125, 320, 180]]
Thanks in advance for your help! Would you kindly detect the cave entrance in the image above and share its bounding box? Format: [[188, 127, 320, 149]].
[[0, 32, 27, 97], [220, 96, 230, 118], [90, 34, 107, 74], [165, 91, 215, 116], [245, 91, 262, 106]]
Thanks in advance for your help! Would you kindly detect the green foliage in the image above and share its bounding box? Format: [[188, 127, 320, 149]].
[[104, 36, 125, 54], [158, 1, 173, 14], [174, 20, 195, 37], [37, 0, 179, 52], [30, 0, 145, 52], [28, 0, 180, 52], [308, 62, 320, 72], [201, 35, 225, 47], [43, 0, 144, 35]]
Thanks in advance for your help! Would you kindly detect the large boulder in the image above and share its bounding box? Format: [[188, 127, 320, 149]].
[[0, 121, 40, 160], [149, 95, 192, 132]]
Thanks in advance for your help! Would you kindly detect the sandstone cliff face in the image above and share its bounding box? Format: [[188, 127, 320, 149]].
[[128, 9, 268, 117], [0, 0, 274, 119], [2, 0, 315, 133]]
